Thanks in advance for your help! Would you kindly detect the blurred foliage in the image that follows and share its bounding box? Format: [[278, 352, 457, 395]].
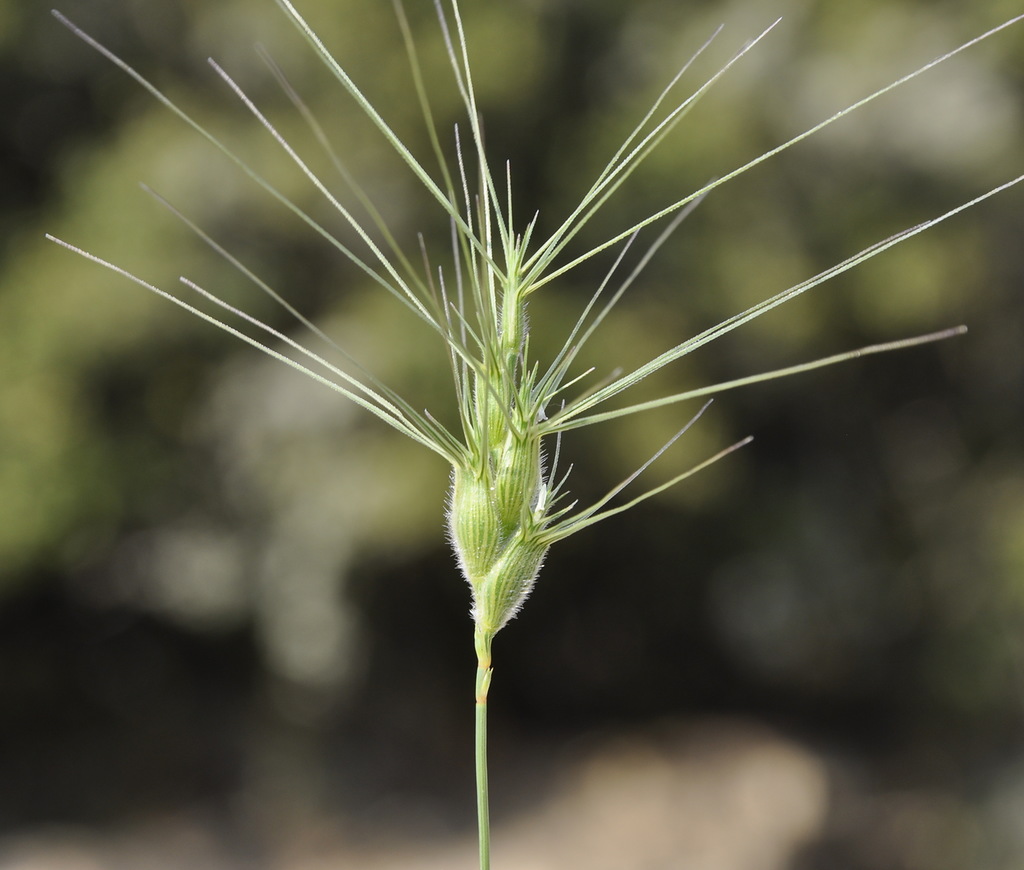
[[1, 0, 1023, 864]]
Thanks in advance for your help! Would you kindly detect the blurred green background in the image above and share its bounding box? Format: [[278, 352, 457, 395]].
[[1, 0, 1023, 867]]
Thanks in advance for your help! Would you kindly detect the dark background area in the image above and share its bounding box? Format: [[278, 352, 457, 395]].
[[1, 0, 1023, 867]]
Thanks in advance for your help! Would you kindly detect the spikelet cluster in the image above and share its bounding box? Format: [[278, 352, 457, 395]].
[[447, 283, 550, 637]]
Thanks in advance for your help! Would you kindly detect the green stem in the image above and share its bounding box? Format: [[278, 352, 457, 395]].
[[474, 628, 494, 870]]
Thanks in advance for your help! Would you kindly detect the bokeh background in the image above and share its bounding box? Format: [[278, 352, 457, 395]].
[[2, 0, 1023, 867]]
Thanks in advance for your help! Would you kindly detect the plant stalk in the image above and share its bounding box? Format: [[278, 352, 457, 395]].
[[474, 628, 494, 870]]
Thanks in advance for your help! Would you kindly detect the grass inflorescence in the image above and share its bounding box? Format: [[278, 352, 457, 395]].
[[47, 2, 1023, 867]]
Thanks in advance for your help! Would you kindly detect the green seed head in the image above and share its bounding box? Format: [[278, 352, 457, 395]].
[[48, 0, 1022, 657], [448, 426, 548, 635]]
